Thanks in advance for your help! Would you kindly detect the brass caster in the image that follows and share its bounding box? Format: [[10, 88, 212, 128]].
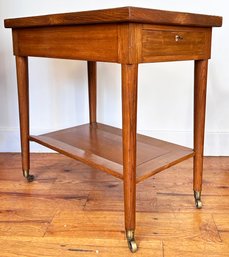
[[126, 230, 138, 253], [194, 191, 202, 209], [23, 170, 35, 183], [128, 239, 138, 253], [196, 199, 202, 209]]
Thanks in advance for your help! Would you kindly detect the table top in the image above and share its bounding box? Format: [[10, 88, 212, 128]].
[[4, 6, 222, 29]]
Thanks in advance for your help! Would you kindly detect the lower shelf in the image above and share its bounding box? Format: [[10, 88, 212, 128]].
[[30, 123, 194, 183]]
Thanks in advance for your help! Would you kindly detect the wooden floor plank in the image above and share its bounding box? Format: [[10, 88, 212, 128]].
[[45, 210, 221, 243], [137, 212, 221, 243], [45, 210, 125, 240], [163, 239, 229, 257], [0, 192, 87, 211], [0, 236, 163, 257], [213, 214, 229, 233]]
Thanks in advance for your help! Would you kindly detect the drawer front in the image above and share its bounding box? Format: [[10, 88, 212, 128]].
[[142, 25, 211, 62]]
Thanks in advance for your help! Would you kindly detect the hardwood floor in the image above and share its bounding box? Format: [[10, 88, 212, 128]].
[[0, 153, 228, 256]]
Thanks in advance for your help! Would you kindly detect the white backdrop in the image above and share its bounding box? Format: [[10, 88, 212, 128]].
[[0, 0, 228, 155]]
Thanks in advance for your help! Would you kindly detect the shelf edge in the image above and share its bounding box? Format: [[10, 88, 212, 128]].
[[29, 135, 124, 180], [136, 151, 194, 183]]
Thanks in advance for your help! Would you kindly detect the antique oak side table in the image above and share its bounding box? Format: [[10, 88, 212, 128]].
[[5, 7, 222, 253]]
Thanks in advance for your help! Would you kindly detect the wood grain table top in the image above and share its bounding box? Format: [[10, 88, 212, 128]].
[[4, 6, 222, 29]]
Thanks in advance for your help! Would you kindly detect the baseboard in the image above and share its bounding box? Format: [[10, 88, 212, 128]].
[[139, 130, 229, 156], [0, 127, 229, 156], [0, 128, 54, 153]]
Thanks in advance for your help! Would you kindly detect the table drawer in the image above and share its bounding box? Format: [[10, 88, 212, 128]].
[[142, 25, 211, 62]]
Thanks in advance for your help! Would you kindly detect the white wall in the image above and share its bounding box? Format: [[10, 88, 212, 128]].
[[0, 0, 228, 155]]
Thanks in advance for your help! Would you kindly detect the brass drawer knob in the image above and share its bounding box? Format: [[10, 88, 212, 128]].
[[175, 35, 183, 41]]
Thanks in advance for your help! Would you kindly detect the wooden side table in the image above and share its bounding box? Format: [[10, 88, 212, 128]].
[[5, 7, 222, 252]]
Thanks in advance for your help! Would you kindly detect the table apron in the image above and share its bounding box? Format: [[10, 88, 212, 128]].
[[12, 24, 119, 62], [12, 23, 212, 63]]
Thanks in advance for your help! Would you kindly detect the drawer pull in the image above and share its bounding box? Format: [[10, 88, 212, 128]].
[[175, 35, 183, 41]]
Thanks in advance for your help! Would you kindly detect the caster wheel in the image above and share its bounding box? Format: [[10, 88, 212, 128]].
[[23, 170, 35, 182], [128, 240, 138, 253], [194, 191, 202, 209], [195, 199, 202, 209], [26, 174, 35, 183], [126, 230, 138, 253]]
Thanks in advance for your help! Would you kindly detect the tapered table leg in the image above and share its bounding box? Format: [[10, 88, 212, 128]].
[[193, 59, 208, 208], [122, 64, 138, 253], [87, 61, 97, 125], [15, 56, 34, 182]]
